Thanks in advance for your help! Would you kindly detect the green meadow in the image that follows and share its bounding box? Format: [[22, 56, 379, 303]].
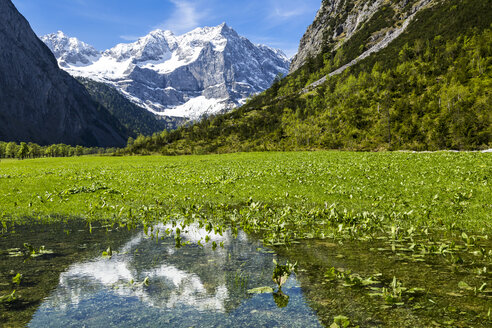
[[0, 151, 490, 233]]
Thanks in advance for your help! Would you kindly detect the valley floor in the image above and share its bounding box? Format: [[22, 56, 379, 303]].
[[0, 151, 491, 327], [0, 151, 490, 233]]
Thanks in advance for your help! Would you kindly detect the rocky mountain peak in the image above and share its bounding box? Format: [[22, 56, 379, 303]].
[[41, 30, 100, 66], [148, 28, 175, 37], [42, 23, 290, 119], [55, 30, 66, 38], [215, 22, 237, 37], [104, 31, 177, 63], [290, 0, 435, 73]]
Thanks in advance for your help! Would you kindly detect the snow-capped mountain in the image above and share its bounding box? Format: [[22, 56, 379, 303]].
[[41, 24, 290, 119], [42, 31, 99, 66]]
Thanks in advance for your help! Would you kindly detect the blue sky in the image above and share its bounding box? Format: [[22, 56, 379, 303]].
[[12, 0, 321, 57]]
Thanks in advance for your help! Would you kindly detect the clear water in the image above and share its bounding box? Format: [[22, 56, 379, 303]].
[[24, 224, 322, 328]]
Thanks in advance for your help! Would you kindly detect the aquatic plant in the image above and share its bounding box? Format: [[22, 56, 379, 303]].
[[272, 290, 289, 308], [12, 273, 22, 286], [330, 315, 351, 328], [247, 286, 274, 294], [102, 246, 113, 259], [0, 290, 16, 304], [272, 259, 296, 289]]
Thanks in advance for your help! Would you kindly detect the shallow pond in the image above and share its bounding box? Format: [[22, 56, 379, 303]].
[[0, 222, 490, 327], [1, 223, 321, 327]]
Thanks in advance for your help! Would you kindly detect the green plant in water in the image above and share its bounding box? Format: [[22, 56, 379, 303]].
[[458, 281, 491, 295], [272, 259, 296, 289], [272, 290, 289, 308], [461, 232, 476, 246], [21, 243, 53, 261], [458, 281, 474, 291], [381, 276, 405, 306], [247, 286, 274, 294], [233, 272, 249, 289], [0, 290, 16, 304], [12, 273, 22, 286], [102, 246, 113, 259], [247, 259, 296, 308], [324, 267, 381, 288], [127, 276, 150, 288], [330, 315, 351, 328], [324, 267, 339, 281], [325, 268, 426, 307], [23, 243, 35, 256], [142, 276, 150, 287]]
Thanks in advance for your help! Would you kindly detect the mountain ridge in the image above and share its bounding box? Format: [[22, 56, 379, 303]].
[[0, 0, 129, 147], [42, 24, 290, 120], [290, 0, 435, 73], [77, 77, 184, 137]]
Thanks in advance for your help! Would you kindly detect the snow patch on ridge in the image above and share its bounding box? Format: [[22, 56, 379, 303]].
[[161, 96, 232, 119]]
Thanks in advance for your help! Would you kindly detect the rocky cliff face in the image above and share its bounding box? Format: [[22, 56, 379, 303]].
[[0, 0, 128, 147], [42, 24, 290, 120], [290, 0, 434, 73]]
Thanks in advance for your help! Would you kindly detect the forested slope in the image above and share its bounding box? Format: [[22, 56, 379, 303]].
[[78, 78, 184, 137], [124, 0, 491, 155]]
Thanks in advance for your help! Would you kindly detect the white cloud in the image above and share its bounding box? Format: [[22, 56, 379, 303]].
[[157, 0, 207, 34], [119, 35, 140, 41], [269, 0, 307, 20], [272, 7, 304, 19]]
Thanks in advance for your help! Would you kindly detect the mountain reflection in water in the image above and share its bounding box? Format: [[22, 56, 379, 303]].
[[28, 225, 322, 328]]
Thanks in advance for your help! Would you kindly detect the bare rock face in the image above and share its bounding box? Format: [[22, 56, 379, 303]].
[[0, 0, 128, 147], [290, 0, 434, 73]]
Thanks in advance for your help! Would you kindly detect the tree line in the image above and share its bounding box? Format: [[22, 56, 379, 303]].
[[0, 141, 116, 160]]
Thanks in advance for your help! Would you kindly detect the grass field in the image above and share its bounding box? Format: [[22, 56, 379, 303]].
[[0, 151, 490, 235]]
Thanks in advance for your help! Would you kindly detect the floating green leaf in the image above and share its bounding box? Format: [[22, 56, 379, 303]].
[[247, 286, 274, 294]]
